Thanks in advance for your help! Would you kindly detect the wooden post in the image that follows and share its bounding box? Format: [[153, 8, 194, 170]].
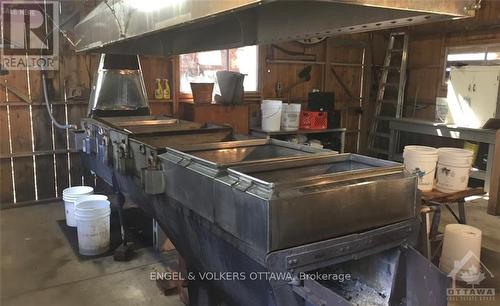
[[171, 56, 180, 117], [487, 129, 500, 215]]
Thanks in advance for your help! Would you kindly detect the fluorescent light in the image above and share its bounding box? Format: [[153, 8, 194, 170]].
[[447, 52, 486, 61], [486, 52, 499, 60], [125, 0, 184, 12]]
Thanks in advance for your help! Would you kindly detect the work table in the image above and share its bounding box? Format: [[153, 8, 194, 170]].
[[179, 102, 249, 134], [388, 118, 497, 201]]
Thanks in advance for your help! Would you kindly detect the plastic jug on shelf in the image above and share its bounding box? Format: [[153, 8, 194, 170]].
[[163, 79, 171, 100], [154, 78, 164, 99]]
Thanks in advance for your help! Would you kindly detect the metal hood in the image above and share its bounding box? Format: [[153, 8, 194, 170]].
[[74, 0, 477, 56], [88, 54, 150, 117]]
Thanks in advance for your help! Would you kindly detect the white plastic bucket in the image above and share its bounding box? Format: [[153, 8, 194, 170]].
[[403, 145, 438, 192], [74, 194, 108, 206], [75, 199, 111, 256], [437, 147, 474, 165], [261, 100, 282, 132], [281, 103, 301, 131], [403, 145, 439, 156], [436, 147, 474, 193], [62, 186, 94, 227], [439, 224, 481, 279]]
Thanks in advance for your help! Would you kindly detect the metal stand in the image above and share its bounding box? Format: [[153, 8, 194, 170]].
[[113, 190, 134, 261], [420, 188, 485, 260], [441, 200, 467, 225]]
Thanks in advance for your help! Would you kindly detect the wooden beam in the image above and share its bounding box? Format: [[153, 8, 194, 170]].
[[329, 66, 354, 98], [487, 129, 500, 215]]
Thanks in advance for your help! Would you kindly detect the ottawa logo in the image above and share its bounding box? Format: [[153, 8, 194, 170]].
[[446, 250, 495, 302]]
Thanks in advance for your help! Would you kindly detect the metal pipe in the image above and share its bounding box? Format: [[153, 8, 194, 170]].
[[42, 74, 77, 130]]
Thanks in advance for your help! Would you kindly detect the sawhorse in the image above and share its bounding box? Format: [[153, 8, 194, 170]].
[[419, 187, 485, 260]]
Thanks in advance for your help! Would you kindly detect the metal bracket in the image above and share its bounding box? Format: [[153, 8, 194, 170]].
[[266, 220, 419, 275], [147, 152, 159, 170], [293, 279, 351, 306], [142, 168, 165, 194], [176, 157, 192, 167], [287, 225, 413, 271], [231, 179, 254, 192]]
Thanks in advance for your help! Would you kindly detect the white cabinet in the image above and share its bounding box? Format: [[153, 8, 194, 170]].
[[447, 65, 500, 128]]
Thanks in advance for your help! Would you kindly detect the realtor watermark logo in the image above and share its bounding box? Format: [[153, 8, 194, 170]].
[[1, 1, 59, 70], [447, 251, 496, 302]]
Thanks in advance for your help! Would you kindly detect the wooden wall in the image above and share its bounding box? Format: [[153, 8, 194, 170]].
[[258, 36, 372, 153], [401, 0, 500, 120], [253, 1, 500, 153], [360, 0, 500, 151], [0, 41, 174, 207], [1, 35, 372, 206]]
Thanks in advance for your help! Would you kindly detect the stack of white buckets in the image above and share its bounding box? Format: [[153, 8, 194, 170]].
[[404, 147, 483, 278], [403, 145, 474, 192], [261, 100, 301, 131], [63, 186, 111, 256]]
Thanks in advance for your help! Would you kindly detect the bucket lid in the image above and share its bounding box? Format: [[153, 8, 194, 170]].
[[403, 152, 438, 161], [63, 193, 96, 201], [437, 147, 474, 157], [74, 194, 108, 206], [286, 103, 301, 111], [444, 223, 481, 236], [403, 145, 438, 155], [261, 100, 282, 107], [63, 186, 94, 196], [63, 196, 79, 202], [75, 199, 110, 213]]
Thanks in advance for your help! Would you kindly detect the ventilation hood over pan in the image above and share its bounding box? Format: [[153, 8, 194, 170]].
[[74, 0, 476, 56]]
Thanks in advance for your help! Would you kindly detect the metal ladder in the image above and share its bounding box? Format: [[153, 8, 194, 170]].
[[368, 32, 409, 158]]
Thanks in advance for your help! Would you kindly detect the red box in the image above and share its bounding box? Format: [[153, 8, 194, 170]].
[[299, 111, 328, 130]]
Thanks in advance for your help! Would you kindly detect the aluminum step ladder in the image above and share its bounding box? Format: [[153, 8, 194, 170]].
[[368, 32, 409, 157]]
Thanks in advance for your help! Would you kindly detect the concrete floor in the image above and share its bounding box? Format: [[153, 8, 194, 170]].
[[0, 202, 183, 306], [1, 198, 499, 306]]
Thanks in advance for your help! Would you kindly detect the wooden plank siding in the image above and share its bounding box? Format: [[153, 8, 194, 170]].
[[258, 37, 370, 153], [0, 104, 13, 204], [0, 29, 176, 207], [368, 0, 500, 154], [400, 0, 500, 121]]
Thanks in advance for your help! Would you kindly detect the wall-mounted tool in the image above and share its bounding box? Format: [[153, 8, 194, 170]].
[[270, 44, 317, 62], [279, 65, 312, 100]]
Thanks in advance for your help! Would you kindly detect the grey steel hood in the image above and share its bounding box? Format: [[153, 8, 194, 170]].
[[74, 0, 477, 56], [88, 54, 149, 117]]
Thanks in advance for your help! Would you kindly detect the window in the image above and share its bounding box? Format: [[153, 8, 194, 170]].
[[179, 46, 258, 95], [443, 44, 500, 83]]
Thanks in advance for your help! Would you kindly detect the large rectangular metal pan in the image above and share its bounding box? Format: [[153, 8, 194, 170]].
[[213, 154, 417, 254], [92, 116, 203, 135], [130, 124, 235, 150], [223, 153, 402, 189], [163, 139, 334, 169], [159, 139, 336, 222]]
